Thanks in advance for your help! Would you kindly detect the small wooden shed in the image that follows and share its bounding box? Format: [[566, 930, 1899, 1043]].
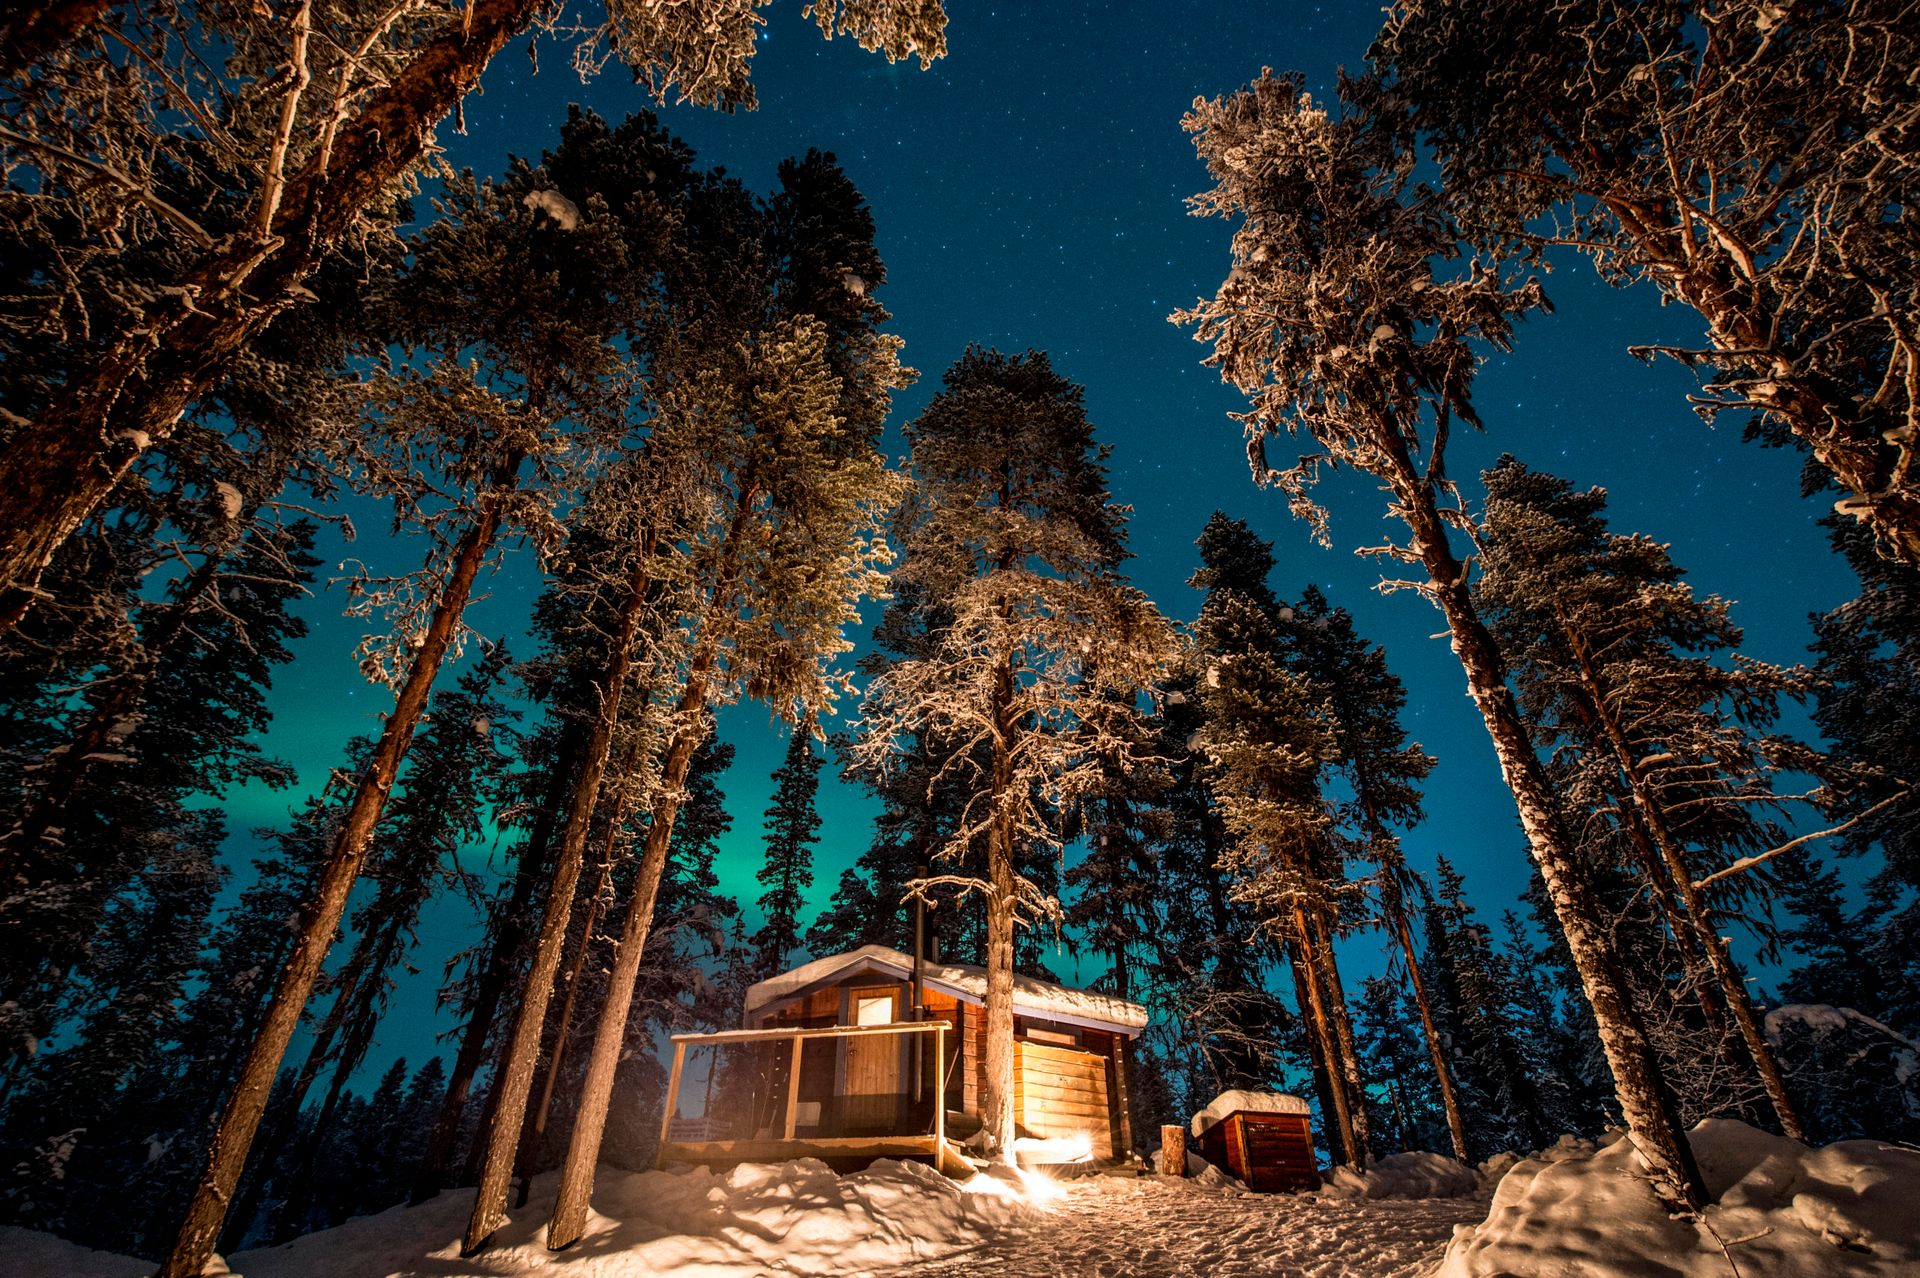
[[655, 945, 1147, 1173], [1192, 1091, 1319, 1192]]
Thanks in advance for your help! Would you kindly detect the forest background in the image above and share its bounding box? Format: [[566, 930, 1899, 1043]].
[[225, 0, 1853, 1084], [206, 0, 1843, 1074], [0, 0, 1904, 1258]]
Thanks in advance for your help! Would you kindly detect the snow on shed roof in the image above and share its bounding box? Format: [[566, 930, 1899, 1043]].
[[1191, 1090, 1312, 1138], [745, 944, 1149, 1033]]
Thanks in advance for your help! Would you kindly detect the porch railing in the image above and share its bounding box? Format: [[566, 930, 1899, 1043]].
[[656, 1020, 949, 1166]]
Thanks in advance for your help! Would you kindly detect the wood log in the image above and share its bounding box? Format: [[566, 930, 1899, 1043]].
[[1158, 1124, 1186, 1177]]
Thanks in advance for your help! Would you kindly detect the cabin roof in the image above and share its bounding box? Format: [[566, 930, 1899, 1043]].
[[744, 944, 1149, 1034]]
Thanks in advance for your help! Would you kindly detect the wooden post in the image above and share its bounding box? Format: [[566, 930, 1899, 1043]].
[[933, 1023, 946, 1152], [782, 1034, 804, 1140], [1158, 1124, 1186, 1177], [654, 1040, 686, 1169]]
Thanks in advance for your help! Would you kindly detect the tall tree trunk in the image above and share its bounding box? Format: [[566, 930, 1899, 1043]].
[[461, 545, 657, 1254], [1385, 889, 1470, 1163], [1311, 908, 1372, 1167], [0, 0, 545, 634], [972, 626, 1021, 1166], [1379, 437, 1708, 1209], [1556, 690, 1734, 1049], [267, 906, 414, 1239], [511, 808, 626, 1205], [216, 961, 361, 1251], [1559, 619, 1806, 1141], [544, 658, 720, 1251], [157, 459, 522, 1278], [980, 817, 1019, 1161], [1285, 947, 1346, 1164], [411, 734, 577, 1206], [1289, 904, 1360, 1167]]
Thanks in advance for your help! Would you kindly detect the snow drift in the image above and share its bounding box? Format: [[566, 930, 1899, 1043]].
[[1438, 1118, 1920, 1277], [1320, 1151, 1482, 1201], [11, 1158, 1041, 1278], [235, 1158, 1038, 1277]]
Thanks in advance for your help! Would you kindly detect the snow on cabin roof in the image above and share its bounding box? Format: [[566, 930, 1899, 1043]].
[[745, 944, 1149, 1033]]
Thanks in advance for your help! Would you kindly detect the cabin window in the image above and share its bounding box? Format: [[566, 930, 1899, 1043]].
[[1023, 1026, 1077, 1047], [854, 994, 894, 1026]]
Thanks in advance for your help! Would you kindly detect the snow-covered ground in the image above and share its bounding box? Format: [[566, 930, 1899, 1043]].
[[1, 1159, 1478, 1278], [7, 1119, 1915, 1277], [5, 1159, 1040, 1278], [913, 1173, 1482, 1278]]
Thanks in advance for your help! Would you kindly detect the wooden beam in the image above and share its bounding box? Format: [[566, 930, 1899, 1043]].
[[660, 1135, 940, 1163], [783, 1035, 805, 1140], [655, 1040, 687, 1170], [670, 1021, 947, 1046]]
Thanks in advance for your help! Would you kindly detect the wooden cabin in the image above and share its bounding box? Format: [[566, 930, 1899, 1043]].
[[1192, 1091, 1319, 1192], [654, 945, 1148, 1175]]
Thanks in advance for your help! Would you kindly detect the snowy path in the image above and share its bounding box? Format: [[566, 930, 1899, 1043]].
[[903, 1176, 1483, 1278]]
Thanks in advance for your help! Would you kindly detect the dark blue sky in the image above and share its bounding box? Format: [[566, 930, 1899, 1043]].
[[230, 2, 1856, 1081]]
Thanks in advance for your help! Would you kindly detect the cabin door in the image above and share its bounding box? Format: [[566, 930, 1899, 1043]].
[[843, 985, 903, 1131]]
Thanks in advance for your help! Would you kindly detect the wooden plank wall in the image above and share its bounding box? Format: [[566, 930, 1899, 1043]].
[[1200, 1112, 1318, 1192], [923, 989, 965, 1110], [1078, 1028, 1131, 1158], [1013, 1040, 1111, 1149], [963, 1003, 983, 1115]]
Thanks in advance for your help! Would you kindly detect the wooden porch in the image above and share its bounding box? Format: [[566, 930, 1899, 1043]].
[[654, 1020, 974, 1178]]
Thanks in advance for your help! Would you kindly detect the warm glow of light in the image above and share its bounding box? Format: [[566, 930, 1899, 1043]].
[[1012, 1132, 1094, 1165], [1012, 1164, 1068, 1204], [960, 1161, 1068, 1207]]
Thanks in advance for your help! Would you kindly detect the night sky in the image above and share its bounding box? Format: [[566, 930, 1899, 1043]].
[[231, 2, 1858, 1086]]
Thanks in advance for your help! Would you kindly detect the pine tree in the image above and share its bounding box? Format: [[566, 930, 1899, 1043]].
[[232, 648, 515, 1244], [1475, 455, 1841, 1137], [1353, 976, 1445, 1156], [53, 796, 334, 1255], [753, 728, 823, 976], [1138, 664, 1294, 1104], [529, 152, 907, 1253], [1175, 73, 1706, 1205], [853, 348, 1176, 1161], [1274, 584, 1465, 1160], [1811, 517, 1920, 935], [811, 578, 981, 962], [1775, 851, 1920, 1032], [158, 120, 643, 1275], [410, 719, 588, 1206], [0, 517, 316, 1062], [1183, 515, 1373, 1164], [1062, 690, 1169, 1002], [1421, 858, 1552, 1158]]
